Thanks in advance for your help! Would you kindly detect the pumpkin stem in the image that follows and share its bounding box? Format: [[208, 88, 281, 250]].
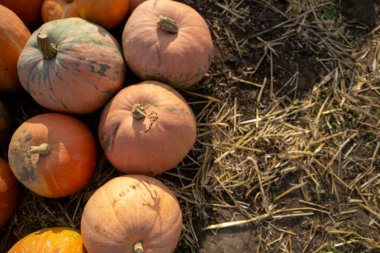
[[27, 143, 52, 156], [37, 33, 58, 60], [132, 104, 147, 120], [158, 16, 178, 34], [133, 241, 144, 253]]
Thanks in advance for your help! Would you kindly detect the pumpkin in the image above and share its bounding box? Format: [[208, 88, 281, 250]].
[[41, 0, 80, 22], [98, 81, 196, 175], [0, 99, 11, 145], [128, 0, 171, 15], [76, 0, 129, 29], [8, 113, 97, 198], [0, 158, 20, 228], [122, 0, 214, 89], [0, 4, 30, 93], [8, 227, 86, 253], [0, 0, 44, 29], [17, 17, 126, 114], [81, 174, 182, 253]]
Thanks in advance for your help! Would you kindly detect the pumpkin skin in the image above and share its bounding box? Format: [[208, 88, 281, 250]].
[[17, 17, 126, 114], [0, 158, 20, 228], [98, 81, 196, 175], [0, 0, 44, 29], [41, 0, 80, 22], [8, 227, 86, 253], [0, 4, 30, 93], [122, 0, 214, 89], [76, 0, 129, 29], [0, 99, 11, 145], [8, 113, 97, 198], [128, 0, 171, 15], [81, 175, 182, 253]]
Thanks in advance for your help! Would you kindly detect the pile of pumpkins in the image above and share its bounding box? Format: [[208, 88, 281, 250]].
[[0, 0, 214, 252]]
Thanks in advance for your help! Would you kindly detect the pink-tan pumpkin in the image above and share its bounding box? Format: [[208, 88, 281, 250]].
[[122, 0, 214, 88], [81, 175, 182, 253], [98, 81, 197, 175]]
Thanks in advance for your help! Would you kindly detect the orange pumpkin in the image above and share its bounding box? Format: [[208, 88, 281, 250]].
[[0, 4, 30, 93], [98, 81, 197, 175], [76, 0, 129, 29], [17, 17, 126, 114], [0, 0, 44, 29], [8, 227, 86, 253], [81, 175, 182, 253], [0, 99, 11, 145], [8, 113, 97, 198], [0, 158, 20, 228], [122, 0, 214, 88], [41, 0, 80, 22]]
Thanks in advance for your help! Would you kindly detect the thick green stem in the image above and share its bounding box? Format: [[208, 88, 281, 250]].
[[28, 143, 52, 156], [133, 241, 144, 253], [158, 15, 178, 34], [37, 33, 58, 60], [132, 104, 147, 120]]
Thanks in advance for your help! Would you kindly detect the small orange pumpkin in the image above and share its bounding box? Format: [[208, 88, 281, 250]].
[[76, 0, 129, 29], [81, 175, 182, 253], [8, 227, 86, 253], [98, 81, 197, 175], [17, 17, 126, 114], [0, 158, 20, 228], [41, 0, 80, 22], [122, 0, 214, 88], [8, 113, 97, 198], [0, 0, 44, 29], [0, 4, 30, 93], [0, 99, 11, 145]]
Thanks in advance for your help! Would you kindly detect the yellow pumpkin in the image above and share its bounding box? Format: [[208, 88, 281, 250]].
[[8, 227, 86, 253]]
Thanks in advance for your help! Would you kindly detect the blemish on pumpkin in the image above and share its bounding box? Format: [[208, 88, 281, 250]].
[[19, 166, 37, 182]]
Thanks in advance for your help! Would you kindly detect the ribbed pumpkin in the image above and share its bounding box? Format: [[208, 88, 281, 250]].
[[41, 0, 80, 22], [76, 0, 129, 29], [98, 81, 197, 175], [0, 0, 44, 29], [81, 175, 182, 253], [0, 4, 30, 93], [8, 227, 86, 253], [0, 99, 11, 145], [122, 0, 214, 88], [8, 113, 97, 198], [17, 17, 126, 114], [0, 158, 20, 228]]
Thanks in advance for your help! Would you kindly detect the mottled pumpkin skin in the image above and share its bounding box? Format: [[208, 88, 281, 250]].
[[0, 158, 20, 228], [8, 113, 97, 198], [0, 99, 11, 146], [0, 4, 30, 93], [76, 0, 129, 29], [81, 175, 182, 253], [0, 0, 44, 29], [17, 17, 126, 114], [98, 81, 197, 175], [42, 0, 80, 22], [122, 0, 214, 88], [8, 227, 86, 253]]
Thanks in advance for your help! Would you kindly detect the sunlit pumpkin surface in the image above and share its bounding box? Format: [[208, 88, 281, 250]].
[[8, 227, 86, 253]]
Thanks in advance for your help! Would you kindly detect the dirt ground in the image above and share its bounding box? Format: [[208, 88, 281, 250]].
[[1, 0, 380, 252]]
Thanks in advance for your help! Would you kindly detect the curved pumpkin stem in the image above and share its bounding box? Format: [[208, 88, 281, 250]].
[[37, 33, 58, 60], [27, 143, 52, 156], [133, 241, 144, 253], [132, 104, 147, 120], [158, 16, 178, 34]]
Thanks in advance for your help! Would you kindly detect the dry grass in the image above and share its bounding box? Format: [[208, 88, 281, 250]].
[[1, 0, 380, 252]]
